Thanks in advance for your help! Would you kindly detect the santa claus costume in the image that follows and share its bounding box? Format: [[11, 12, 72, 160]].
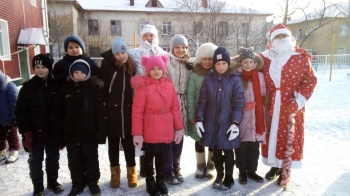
[[259, 24, 317, 187]]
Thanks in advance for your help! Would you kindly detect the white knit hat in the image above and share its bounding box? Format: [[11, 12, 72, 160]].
[[192, 43, 218, 66], [140, 24, 158, 38]]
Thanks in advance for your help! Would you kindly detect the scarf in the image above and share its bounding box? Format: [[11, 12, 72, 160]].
[[241, 69, 265, 135]]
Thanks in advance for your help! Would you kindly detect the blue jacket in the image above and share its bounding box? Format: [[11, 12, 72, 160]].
[[196, 70, 244, 150], [0, 71, 18, 125]]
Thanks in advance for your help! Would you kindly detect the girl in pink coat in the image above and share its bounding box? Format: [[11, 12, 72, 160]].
[[131, 55, 184, 196]]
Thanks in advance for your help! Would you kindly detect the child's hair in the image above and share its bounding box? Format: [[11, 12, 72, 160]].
[[141, 55, 168, 76], [64, 35, 86, 53]]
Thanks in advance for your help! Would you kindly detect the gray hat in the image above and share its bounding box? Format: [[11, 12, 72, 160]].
[[239, 47, 255, 61], [170, 34, 188, 52]]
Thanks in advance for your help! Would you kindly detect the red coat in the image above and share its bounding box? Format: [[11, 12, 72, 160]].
[[131, 75, 184, 144], [260, 48, 317, 165]]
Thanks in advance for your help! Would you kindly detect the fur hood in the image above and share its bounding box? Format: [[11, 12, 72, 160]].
[[130, 75, 172, 90], [193, 64, 211, 77], [230, 53, 264, 72]]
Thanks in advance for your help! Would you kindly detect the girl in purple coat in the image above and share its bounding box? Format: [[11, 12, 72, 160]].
[[131, 55, 184, 196]]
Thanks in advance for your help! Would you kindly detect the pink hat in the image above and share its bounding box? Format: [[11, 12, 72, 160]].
[[141, 55, 168, 75], [270, 23, 291, 40]]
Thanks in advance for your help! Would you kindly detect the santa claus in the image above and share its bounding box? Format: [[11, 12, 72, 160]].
[[259, 24, 317, 187]]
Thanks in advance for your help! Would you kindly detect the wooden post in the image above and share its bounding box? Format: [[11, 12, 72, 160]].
[[329, 33, 335, 81]]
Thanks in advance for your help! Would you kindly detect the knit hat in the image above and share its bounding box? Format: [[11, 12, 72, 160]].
[[141, 55, 168, 76], [192, 43, 218, 66], [213, 47, 230, 66], [112, 37, 129, 55], [170, 34, 188, 52], [239, 47, 255, 61], [140, 24, 158, 38], [270, 23, 292, 40], [32, 53, 54, 71], [64, 35, 86, 53], [69, 59, 91, 81]]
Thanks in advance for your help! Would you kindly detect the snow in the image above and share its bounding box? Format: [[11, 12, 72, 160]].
[[1, 71, 350, 196]]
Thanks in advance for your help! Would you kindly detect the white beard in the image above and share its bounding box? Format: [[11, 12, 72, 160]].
[[270, 37, 296, 57]]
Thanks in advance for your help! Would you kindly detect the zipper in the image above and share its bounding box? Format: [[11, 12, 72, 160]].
[[109, 71, 117, 94]]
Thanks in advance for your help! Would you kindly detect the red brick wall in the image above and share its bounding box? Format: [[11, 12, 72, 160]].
[[0, 0, 46, 79]]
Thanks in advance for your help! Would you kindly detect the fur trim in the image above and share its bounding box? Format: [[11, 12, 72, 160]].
[[230, 53, 264, 71], [193, 64, 210, 76], [89, 76, 104, 89], [130, 75, 146, 90]]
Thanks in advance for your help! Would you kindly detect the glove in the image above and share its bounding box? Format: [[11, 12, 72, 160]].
[[226, 124, 239, 141], [10, 119, 17, 127], [133, 135, 143, 148], [22, 131, 33, 153], [195, 122, 205, 138], [174, 129, 184, 144], [286, 99, 298, 114]]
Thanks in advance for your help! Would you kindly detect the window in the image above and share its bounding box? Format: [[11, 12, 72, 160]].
[[202, 0, 208, 8], [218, 22, 228, 35], [89, 47, 101, 57], [240, 22, 249, 36], [140, 21, 149, 32], [0, 19, 11, 61], [88, 20, 99, 35], [339, 24, 348, 37], [151, 0, 157, 7], [162, 47, 170, 52], [111, 20, 121, 36], [162, 22, 171, 35], [193, 21, 203, 35], [30, 0, 36, 7], [337, 46, 345, 54], [296, 28, 303, 40]]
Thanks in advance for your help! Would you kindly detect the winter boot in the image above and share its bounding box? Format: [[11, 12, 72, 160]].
[[139, 155, 146, 177], [195, 152, 206, 178], [247, 171, 264, 183], [211, 155, 224, 189], [5, 150, 18, 164], [277, 173, 283, 185], [33, 182, 44, 196], [127, 166, 138, 188], [265, 167, 281, 180], [110, 165, 121, 188], [0, 149, 6, 162], [146, 177, 161, 196], [239, 169, 247, 185], [88, 182, 101, 196], [205, 150, 215, 179], [47, 179, 64, 194], [68, 186, 84, 196], [219, 155, 234, 190], [156, 178, 169, 196]]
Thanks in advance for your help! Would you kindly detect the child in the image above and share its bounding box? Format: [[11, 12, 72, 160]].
[[53, 35, 99, 85], [195, 47, 244, 190], [131, 55, 184, 196], [98, 37, 137, 188], [53, 59, 108, 196], [15, 54, 64, 195], [129, 24, 167, 177], [232, 47, 267, 184], [163, 34, 190, 184], [186, 43, 218, 179], [0, 70, 20, 164]]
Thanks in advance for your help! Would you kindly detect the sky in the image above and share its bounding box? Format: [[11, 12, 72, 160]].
[[0, 69, 350, 195]]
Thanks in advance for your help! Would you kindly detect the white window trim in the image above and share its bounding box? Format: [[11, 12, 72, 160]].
[[162, 22, 171, 35], [0, 19, 11, 61]]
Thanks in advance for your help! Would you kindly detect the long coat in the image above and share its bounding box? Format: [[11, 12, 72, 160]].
[[15, 76, 61, 142], [196, 70, 245, 150], [98, 49, 134, 138], [0, 71, 18, 125], [131, 76, 184, 144], [260, 48, 317, 167]]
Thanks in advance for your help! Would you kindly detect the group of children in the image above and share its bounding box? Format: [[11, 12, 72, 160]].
[[1, 23, 271, 196]]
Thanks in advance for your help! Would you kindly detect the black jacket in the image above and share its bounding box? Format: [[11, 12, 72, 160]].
[[52, 77, 108, 145], [98, 49, 134, 137], [15, 76, 62, 142]]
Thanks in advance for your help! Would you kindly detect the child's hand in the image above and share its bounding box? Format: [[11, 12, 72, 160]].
[[174, 129, 184, 144], [133, 135, 143, 148], [226, 124, 239, 141], [195, 122, 205, 138], [22, 131, 33, 153]]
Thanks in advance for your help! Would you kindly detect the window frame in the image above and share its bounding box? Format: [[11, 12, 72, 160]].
[[0, 19, 11, 61], [88, 19, 99, 36], [218, 21, 228, 35], [162, 22, 172, 35], [111, 20, 122, 36]]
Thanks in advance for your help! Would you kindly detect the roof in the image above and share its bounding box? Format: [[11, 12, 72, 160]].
[[17, 28, 48, 45], [76, 0, 272, 15]]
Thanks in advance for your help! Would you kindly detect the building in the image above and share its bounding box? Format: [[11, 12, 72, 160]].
[[0, 0, 50, 85], [47, 0, 272, 59]]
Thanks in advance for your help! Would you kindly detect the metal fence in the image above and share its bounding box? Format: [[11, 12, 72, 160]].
[[312, 54, 350, 75]]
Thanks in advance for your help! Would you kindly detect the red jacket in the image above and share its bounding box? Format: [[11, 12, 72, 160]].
[[131, 75, 183, 144]]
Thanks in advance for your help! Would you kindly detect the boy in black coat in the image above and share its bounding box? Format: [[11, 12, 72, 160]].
[[16, 53, 64, 196], [53, 59, 108, 196]]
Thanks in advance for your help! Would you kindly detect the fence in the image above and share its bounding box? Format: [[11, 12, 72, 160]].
[[312, 54, 350, 75]]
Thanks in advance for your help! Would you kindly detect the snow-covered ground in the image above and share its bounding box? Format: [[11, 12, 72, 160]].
[[1, 71, 349, 196]]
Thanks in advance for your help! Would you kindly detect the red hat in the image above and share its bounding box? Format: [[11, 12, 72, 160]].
[[270, 24, 291, 40], [141, 55, 168, 76]]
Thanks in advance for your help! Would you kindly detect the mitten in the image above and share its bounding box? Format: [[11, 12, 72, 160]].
[[286, 99, 298, 114], [133, 135, 143, 148], [174, 129, 184, 144], [22, 131, 33, 153], [226, 124, 239, 141], [195, 122, 205, 138]]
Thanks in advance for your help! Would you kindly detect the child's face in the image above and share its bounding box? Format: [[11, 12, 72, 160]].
[[200, 57, 213, 70], [172, 45, 187, 58], [149, 67, 163, 80], [241, 58, 255, 72], [67, 42, 83, 56], [142, 33, 155, 44], [73, 70, 87, 81], [114, 52, 129, 64], [34, 64, 49, 79], [214, 61, 228, 74]]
